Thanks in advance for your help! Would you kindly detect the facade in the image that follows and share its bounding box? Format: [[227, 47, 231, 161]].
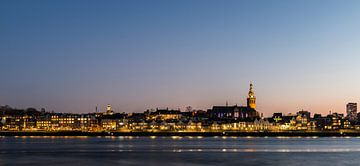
[[208, 83, 259, 121], [100, 113, 128, 131], [295, 111, 311, 130], [209, 106, 258, 121], [346, 103, 357, 122], [105, 104, 114, 115], [247, 83, 256, 109], [147, 108, 182, 121]]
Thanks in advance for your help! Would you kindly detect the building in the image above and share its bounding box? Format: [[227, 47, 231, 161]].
[[328, 113, 343, 130], [101, 113, 128, 131], [313, 114, 332, 130], [208, 83, 259, 121], [104, 104, 114, 115], [272, 113, 283, 124], [295, 110, 311, 130], [346, 103, 357, 122], [247, 83, 256, 109], [147, 108, 182, 121], [209, 106, 258, 121]]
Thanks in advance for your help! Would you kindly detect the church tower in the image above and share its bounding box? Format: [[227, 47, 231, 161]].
[[105, 104, 114, 115], [247, 83, 256, 109]]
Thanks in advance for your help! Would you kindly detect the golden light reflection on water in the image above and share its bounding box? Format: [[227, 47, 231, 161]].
[[276, 136, 291, 139], [13, 136, 91, 139], [164, 148, 360, 153], [171, 136, 182, 140], [244, 149, 256, 152]]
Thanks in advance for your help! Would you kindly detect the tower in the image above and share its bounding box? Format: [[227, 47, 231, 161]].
[[247, 83, 256, 109], [106, 104, 114, 115], [346, 103, 357, 121]]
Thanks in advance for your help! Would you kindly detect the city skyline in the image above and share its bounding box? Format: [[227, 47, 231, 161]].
[[1, 83, 357, 117], [1, 1, 360, 116]]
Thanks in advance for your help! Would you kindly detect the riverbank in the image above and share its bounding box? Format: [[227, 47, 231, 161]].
[[2, 131, 360, 137]]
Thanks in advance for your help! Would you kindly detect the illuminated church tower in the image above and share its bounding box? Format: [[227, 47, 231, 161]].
[[247, 83, 256, 109], [105, 104, 114, 115]]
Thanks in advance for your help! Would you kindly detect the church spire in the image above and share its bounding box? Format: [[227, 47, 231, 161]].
[[248, 82, 255, 98], [247, 82, 256, 109]]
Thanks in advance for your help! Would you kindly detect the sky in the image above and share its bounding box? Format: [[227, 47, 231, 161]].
[[1, 0, 360, 116]]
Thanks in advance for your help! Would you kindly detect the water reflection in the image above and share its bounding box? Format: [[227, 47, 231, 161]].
[[1, 137, 360, 165]]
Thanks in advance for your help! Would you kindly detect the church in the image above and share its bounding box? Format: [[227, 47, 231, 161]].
[[208, 83, 259, 121]]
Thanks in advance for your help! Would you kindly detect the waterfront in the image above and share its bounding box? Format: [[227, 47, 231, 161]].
[[1, 137, 360, 165]]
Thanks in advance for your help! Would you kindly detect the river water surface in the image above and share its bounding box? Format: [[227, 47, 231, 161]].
[[1, 136, 360, 165]]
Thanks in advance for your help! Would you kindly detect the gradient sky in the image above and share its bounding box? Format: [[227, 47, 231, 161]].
[[1, 0, 360, 116]]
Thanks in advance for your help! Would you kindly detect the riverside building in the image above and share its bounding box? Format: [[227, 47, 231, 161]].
[[208, 83, 259, 121]]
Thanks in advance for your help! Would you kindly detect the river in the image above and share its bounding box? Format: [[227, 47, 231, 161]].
[[1, 136, 359, 165]]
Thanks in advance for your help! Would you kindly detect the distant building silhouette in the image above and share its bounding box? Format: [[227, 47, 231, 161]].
[[346, 103, 357, 122]]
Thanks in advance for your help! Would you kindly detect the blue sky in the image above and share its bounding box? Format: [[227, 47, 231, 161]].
[[1, 0, 360, 116]]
